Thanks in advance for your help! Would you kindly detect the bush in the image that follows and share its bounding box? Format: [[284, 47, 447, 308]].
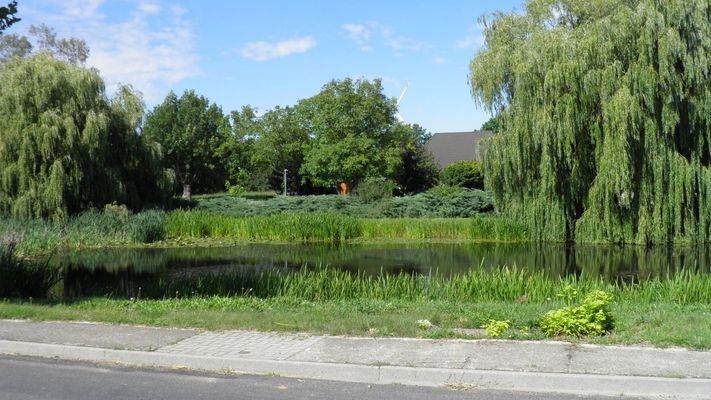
[[482, 319, 511, 338], [129, 210, 167, 243], [354, 178, 396, 203], [540, 289, 614, 337], [440, 160, 484, 189]]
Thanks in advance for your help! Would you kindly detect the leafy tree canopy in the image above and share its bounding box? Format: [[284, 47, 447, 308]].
[[480, 115, 500, 133], [471, 0, 711, 244], [0, 23, 88, 64], [143, 90, 230, 199], [300, 78, 403, 191], [0, 1, 19, 33], [392, 124, 439, 194], [0, 54, 171, 220]]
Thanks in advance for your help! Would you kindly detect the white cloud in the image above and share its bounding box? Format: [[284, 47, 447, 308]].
[[45, 0, 105, 19], [25, 1, 199, 103], [341, 21, 429, 54], [434, 56, 446, 65], [388, 36, 429, 52], [456, 25, 485, 50], [342, 23, 370, 45], [241, 37, 317, 61], [137, 1, 161, 16]]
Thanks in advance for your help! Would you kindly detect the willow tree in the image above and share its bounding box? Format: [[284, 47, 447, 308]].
[[471, 0, 711, 244], [0, 54, 171, 220]]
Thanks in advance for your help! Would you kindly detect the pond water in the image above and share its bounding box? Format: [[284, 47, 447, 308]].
[[49, 243, 711, 298]]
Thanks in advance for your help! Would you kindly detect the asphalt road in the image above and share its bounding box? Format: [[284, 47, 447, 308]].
[[0, 356, 637, 400]]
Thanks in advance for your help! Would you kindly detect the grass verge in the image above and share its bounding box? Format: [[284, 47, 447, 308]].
[[0, 268, 709, 349], [0, 298, 708, 349]]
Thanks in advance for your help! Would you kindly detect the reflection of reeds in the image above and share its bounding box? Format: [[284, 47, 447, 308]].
[[145, 266, 710, 305], [0, 231, 61, 298]]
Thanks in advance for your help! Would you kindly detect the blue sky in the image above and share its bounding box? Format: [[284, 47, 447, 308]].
[[15, 0, 523, 133]]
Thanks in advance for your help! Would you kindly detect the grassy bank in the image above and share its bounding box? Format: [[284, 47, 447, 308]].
[[166, 212, 528, 244], [1, 266, 709, 348], [1, 210, 528, 253]]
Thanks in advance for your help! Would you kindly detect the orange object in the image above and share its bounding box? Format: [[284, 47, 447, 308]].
[[337, 182, 350, 195]]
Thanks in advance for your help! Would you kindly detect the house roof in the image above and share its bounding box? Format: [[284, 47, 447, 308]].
[[425, 130, 494, 169]]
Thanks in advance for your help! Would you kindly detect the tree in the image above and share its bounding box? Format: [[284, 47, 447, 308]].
[[392, 124, 439, 194], [219, 105, 264, 191], [470, 0, 711, 244], [0, 24, 89, 64], [0, 54, 171, 220], [440, 160, 484, 190], [0, 1, 19, 34], [143, 90, 229, 200], [480, 115, 500, 132], [300, 78, 402, 193], [251, 105, 312, 194]]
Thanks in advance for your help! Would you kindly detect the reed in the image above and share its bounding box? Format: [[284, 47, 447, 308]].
[[166, 211, 362, 244], [149, 266, 711, 305]]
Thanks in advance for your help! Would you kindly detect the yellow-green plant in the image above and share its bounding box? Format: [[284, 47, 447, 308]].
[[540, 290, 614, 337], [482, 319, 511, 338]]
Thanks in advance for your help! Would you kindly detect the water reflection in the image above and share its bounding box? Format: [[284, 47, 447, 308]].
[[51, 243, 710, 299]]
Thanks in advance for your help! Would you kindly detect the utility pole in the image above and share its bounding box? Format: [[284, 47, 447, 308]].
[[283, 169, 288, 196]]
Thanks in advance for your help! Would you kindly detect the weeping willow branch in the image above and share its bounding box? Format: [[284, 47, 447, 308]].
[[471, 0, 711, 244]]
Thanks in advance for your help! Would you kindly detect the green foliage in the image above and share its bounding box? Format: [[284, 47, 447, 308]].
[[143, 90, 229, 199], [167, 211, 362, 244], [0, 1, 19, 33], [300, 78, 403, 189], [383, 188, 494, 218], [353, 177, 395, 203], [0, 54, 171, 220], [100, 265, 710, 306], [392, 124, 439, 194], [540, 290, 615, 337], [249, 105, 313, 194], [480, 115, 500, 132], [482, 319, 511, 338], [441, 161, 484, 190], [128, 210, 167, 243], [193, 190, 495, 219], [0, 231, 60, 298], [472, 0, 711, 244]]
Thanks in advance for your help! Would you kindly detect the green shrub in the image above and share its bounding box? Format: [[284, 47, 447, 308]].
[[482, 319, 511, 338], [354, 178, 396, 203], [440, 160, 484, 189], [540, 290, 614, 337], [129, 210, 167, 243]]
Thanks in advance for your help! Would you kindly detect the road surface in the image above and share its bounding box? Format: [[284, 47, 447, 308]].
[[0, 355, 639, 400]]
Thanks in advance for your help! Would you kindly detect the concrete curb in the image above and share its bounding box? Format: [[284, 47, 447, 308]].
[[1, 340, 709, 399]]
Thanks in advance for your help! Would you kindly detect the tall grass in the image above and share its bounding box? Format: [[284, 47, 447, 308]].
[[360, 217, 528, 242], [167, 211, 362, 244], [167, 212, 528, 243], [150, 266, 711, 305], [0, 209, 169, 253], [0, 231, 61, 298]]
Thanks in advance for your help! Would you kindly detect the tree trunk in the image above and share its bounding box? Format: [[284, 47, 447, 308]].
[[182, 184, 192, 201]]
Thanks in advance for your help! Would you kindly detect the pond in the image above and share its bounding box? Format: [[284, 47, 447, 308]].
[[49, 243, 711, 299]]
